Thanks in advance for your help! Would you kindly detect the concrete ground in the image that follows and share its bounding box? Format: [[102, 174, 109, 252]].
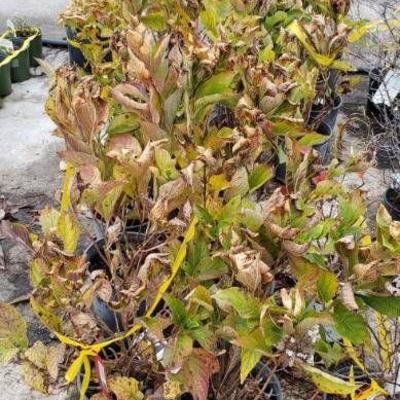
[[0, 48, 74, 400], [0, 0, 66, 40], [0, 1, 394, 399]]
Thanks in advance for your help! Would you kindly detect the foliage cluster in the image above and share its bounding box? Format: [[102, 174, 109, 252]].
[[3, 1, 400, 399]]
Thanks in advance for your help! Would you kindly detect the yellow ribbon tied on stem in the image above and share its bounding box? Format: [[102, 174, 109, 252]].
[[52, 216, 198, 400]]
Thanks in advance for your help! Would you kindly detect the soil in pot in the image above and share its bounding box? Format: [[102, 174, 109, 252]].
[[384, 188, 400, 221], [9, 36, 30, 83], [0, 52, 12, 97]]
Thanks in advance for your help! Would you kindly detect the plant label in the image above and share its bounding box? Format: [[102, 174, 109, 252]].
[[372, 69, 400, 106]]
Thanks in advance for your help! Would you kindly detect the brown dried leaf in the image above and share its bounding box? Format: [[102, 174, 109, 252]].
[[0, 220, 32, 251], [353, 262, 379, 282], [108, 376, 144, 400], [107, 134, 142, 160], [259, 188, 286, 219], [46, 343, 66, 381], [223, 247, 273, 291], [25, 341, 47, 369], [96, 279, 113, 303], [269, 223, 299, 240], [283, 241, 309, 256], [179, 349, 219, 400], [21, 361, 47, 393], [340, 282, 359, 311]]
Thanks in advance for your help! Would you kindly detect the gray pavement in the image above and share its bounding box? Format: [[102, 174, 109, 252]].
[[0, 0, 66, 40]]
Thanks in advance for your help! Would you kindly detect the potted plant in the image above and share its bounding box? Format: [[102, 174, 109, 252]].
[[11, 17, 43, 67], [3, 2, 400, 400], [0, 30, 32, 83], [0, 40, 13, 96], [59, 0, 136, 73]]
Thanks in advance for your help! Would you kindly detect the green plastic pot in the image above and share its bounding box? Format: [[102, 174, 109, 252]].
[[28, 32, 43, 67], [0, 58, 12, 97], [9, 37, 30, 83]]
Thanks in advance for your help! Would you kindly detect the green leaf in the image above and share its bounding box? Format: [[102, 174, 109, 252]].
[[262, 317, 283, 348], [141, 12, 167, 31], [219, 196, 241, 229], [107, 114, 139, 135], [226, 167, 249, 199], [195, 72, 236, 99], [315, 340, 345, 368], [193, 206, 215, 227], [30, 259, 46, 288], [333, 302, 368, 345], [240, 208, 263, 232], [165, 295, 188, 327], [240, 349, 261, 384], [248, 164, 273, 193], [264, 11, 288, 30], [317, 270, 339, 303], [259, 44, 275, 62], [299, 133, 328, 146], [213, 288, 260, 320], [359, 295, 400, 318], [155, 148, 179, 180], [197, 258, 229, 281], [101, 185, 124, 221]]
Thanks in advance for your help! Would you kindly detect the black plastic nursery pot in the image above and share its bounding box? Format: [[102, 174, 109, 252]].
[[0, 54, 12, 97], [251, 363, 283, 400], [314, 121, 334, 165], [66, 27, 91, 72], [28, 31, 43, 67], [14, 28, 43, 67], [9, 37, 31, 83], [384, 188, 400, 221], [308, 95, 343, 130]]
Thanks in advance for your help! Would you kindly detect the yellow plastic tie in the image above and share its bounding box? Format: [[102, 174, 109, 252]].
[[54, 216, 198, 400], [0, 28, 40, 68]]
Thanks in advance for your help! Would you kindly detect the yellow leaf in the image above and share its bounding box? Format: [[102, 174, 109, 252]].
[[39, 208, 60, 237], [301, 363, 361, 395], [288, 21, 352, 71], [354, 380, 388, 400], [25, 341, 47, 369], [57, 212, 80, 255], [21, 361, 47, 393], [240, 349, 261, 384], [209, 174, 230, 191], [108, 377, 144, 400], [0, 303, 28, 364]]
